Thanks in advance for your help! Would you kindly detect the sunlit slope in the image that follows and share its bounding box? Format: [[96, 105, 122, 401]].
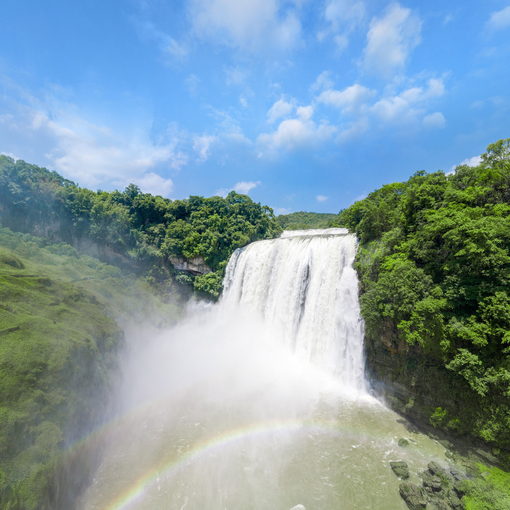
[[0, 227, 179, 509]]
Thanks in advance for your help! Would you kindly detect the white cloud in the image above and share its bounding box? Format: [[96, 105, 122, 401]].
[[216, 180, 261, 197], [459, 155, 482, 167], [324, 0, 365, 29], [267, 98, 295, 124], [423, 112, 446, 129], [316, 194, 328, 202], [487, 5, 510, 31], [131, 172, 174, 196], [234, 181, 261, 194], [297, 105, 313, 120], [190, 0, 301, 52], [1, 151, 20, 161], [362, 3, 422, 78], [311, 71, 335, 93], [9, 104, 186, 192], [258, 106, 336, 154], [193, 135, 217, 162], [274, 207, 291, 215], [317, 83, 375, 113], [448, 155, 482, 175], [371, 78, 445, 122], [322, 0, 365, 50]]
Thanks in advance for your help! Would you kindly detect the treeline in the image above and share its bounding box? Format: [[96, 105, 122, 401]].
[[339, 139, 510, 456], [277, 211, 338, 230], [0, 156, 281, 298]]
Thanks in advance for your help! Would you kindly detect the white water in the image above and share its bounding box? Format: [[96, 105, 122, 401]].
[[223, 231, 365, 389], [79, 230, 448, 510]]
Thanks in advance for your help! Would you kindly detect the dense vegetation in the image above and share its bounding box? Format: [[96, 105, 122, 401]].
[[339, 139, 510, 459], [0, 156, 281, 299], [0, 226, 179, 509], [276, 211, 338, 230]]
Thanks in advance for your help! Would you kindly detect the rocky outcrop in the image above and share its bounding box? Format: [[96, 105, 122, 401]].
[[396, 462, 467, 510], [169, 256, 211, 275], [364, 325, 481, 441]]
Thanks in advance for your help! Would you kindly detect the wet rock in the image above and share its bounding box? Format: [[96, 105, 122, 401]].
[[446, 489, 464, 509], [445, 450, 457, 461], [449, 468, 465, 481], [427, 502, 450, 510], [453, 479, 469, 497], [390, 460, 410, 479], [428, 461, 447, 477], [398, 438, 410, 447], [399, 482, 427, 510], [421, 471, 443, 492]]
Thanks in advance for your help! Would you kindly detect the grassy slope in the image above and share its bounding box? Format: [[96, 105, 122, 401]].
[[0, 227, 180, 508]]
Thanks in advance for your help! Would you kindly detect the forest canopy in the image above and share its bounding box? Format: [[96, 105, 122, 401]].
[[0, 157, 282, 298], [339, 139, 510, 451]]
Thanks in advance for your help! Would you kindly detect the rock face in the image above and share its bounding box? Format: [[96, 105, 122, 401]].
[[364, 324, 479, 440], [396, 461, 466, 510], [399, 482, 427, 509], [169, 256, 211, 275]]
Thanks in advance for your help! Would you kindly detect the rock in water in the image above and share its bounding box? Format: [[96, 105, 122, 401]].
[[399, 482, 427, 510], [428, 461, 447, 477], [398, 437, 410, 447], [289, 505, 306, 510], [390, 460, 410, 479], [421, 470, 443, 492]]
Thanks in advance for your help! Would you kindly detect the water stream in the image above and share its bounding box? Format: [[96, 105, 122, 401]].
[[78, 230, 448, 510]]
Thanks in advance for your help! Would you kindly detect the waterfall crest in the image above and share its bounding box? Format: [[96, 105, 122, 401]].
[[222, 229, 365, 391]]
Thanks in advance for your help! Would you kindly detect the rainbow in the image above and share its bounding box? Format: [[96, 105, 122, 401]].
[[102, 417, 370, 510]]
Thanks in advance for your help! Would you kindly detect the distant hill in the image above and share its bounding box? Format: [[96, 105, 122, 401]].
[[277, 211, 339, 230]]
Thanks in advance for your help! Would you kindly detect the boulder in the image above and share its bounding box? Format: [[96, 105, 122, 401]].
[[399, 482, 427, 510], [390, 460, 410, 479], [428, 461, 447, 477], [421, 471, 443, 492]]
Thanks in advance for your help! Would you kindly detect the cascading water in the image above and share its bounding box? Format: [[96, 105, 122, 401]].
[[78, 229, 449, 510], [222, 229, 365, 389]]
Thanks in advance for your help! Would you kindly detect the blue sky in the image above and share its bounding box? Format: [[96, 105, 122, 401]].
[[1, 0, 509, 213]]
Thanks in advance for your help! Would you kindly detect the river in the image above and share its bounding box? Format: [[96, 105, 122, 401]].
[[78, 230, 449, 510]]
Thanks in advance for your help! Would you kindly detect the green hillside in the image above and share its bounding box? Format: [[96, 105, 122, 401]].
[[339, 139, 510, 461], [0, 227, 179, 509]]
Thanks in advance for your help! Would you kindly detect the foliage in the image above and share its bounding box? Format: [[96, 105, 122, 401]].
[[276, 211, 337, 230], [0, 227, 181, 508], [462, 464, 510, 510], [339, 138, 510, 451], [0, 156, 282, 299], [193, 271, 224, 299]]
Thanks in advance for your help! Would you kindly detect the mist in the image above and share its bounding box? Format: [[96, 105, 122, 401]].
[[77, 231, 448, 510]]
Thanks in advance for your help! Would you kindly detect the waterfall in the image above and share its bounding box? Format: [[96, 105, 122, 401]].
[[79, 228, 451, 510], [222, 228, 365, 392]]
